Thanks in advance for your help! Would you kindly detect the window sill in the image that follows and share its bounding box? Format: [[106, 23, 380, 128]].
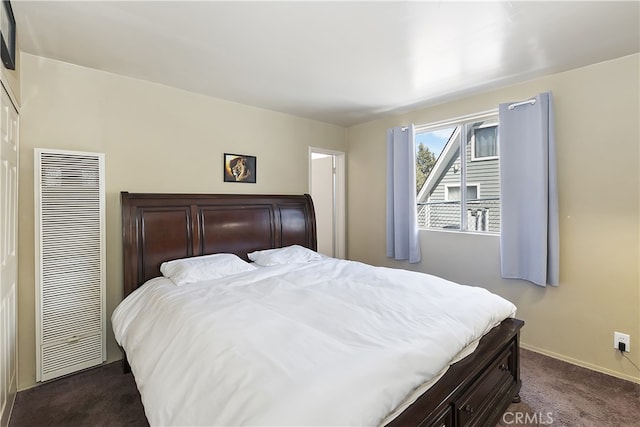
[[419, 228, 500, 237]]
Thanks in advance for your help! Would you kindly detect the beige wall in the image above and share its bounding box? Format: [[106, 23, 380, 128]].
[[347, 54, 640, 383], [17, 53, 346, 389], [16, 50, 639, 390]]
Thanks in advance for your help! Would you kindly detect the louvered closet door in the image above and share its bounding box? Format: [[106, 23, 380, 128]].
[[35, 149, 105, 382]]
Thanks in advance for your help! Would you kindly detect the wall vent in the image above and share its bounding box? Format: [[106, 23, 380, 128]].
[[35, 149, 105, 382]]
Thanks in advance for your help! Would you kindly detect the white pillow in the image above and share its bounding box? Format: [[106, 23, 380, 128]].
[[160, 253, 257, 286], [247, 245, 321, 266]]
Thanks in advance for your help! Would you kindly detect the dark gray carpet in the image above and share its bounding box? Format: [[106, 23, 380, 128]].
[[8, 349, 640, 426], [9, 361, 147, 427], [497, 350, 640, 427]]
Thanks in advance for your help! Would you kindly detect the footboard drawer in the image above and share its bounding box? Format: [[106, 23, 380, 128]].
[[426, 406, 453, 427], [455, 342, 517, 426]]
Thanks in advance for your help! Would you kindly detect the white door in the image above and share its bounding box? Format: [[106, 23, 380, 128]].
[[0, 85, 18, 427], [309, 148, 345, 259]]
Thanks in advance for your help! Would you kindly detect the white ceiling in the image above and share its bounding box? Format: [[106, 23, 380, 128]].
[[12, 1, 640, 126]]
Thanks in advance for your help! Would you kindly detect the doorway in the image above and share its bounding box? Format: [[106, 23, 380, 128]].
[[309, 148, 345, 259]]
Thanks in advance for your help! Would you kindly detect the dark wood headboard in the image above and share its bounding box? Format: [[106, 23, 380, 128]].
[[121, 192, 317, 297]]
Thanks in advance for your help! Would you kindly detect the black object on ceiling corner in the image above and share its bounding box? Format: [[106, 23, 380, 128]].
[[1, 0, 15, 70]]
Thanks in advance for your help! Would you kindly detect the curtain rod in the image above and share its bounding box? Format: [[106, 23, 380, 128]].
[[508, 98, 536, 110], [400, 101, 529, 131], [412, 108, 498, 133]]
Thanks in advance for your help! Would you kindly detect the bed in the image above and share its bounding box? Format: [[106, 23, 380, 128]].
[[116, 192, 524, 427]]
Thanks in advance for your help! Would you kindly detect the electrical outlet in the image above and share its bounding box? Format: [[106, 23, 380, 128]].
[[614, 332, 630, 352]]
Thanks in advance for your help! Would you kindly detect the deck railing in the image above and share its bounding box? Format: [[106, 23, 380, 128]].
[[417, 198, 500, 232]]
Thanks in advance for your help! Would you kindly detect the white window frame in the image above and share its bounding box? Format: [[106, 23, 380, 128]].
[[415, 109, 500, 234]]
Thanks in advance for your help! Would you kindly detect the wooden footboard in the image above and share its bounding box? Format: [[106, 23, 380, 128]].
[[386, 318, 524, 427]]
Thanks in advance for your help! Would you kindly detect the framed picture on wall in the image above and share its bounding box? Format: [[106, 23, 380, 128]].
[[224, 153, 256, 183]]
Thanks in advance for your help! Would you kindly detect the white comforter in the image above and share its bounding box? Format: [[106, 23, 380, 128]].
[[112, 258, 516, 426]]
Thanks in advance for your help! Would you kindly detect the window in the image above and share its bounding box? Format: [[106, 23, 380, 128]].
[[415, 112, 500, 233], [472, 125, 498, 160], [445, 184, 479, 201]]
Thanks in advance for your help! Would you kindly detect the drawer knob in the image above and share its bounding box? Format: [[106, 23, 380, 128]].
[[464, 404, 474, 414], [500, 363, 509, 372]]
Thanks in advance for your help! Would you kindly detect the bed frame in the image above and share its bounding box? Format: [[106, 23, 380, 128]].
[[120, 192, 524, 427]]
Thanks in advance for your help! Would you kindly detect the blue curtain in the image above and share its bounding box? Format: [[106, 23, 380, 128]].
[[386, 125, 421, 263], [499, 92, 559, 286]]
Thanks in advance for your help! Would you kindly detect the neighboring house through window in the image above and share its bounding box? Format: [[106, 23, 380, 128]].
[[415, 112, 500, 233]]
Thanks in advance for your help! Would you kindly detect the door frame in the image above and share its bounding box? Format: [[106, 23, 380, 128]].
[[308, 147, 346, 259]]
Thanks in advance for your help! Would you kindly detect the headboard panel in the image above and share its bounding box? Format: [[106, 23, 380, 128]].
[[198, 205, 275, 256], [121, 192, 317, 297]]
